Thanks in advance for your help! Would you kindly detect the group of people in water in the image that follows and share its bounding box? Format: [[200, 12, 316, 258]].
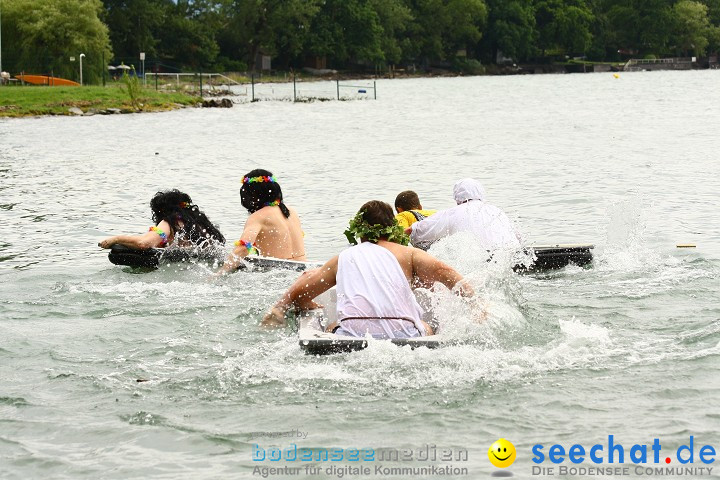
[[99, 169, 521, 339]]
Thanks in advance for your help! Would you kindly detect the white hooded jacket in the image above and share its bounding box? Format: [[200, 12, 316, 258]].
[[410, 178, 521, 251]]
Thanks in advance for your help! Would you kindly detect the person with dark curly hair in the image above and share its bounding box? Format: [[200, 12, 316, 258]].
[[262, 200, 473, 338], [217, 169, 306, 274], [98, 189, 225, 250]]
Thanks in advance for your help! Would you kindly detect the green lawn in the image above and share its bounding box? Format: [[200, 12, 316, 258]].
[[0, 85, 201, 117]]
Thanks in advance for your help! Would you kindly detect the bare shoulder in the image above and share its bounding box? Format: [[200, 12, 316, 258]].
[[410, 246, 434, 261], [410, 247, 456, 274], [157, 219, 172, 230], [287, 205, 301, 221], [247, 209, 271, 224], [378, 241, 415, 266]]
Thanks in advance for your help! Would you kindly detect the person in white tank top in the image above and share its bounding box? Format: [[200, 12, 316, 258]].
[[334, 241, 426, 338], [262, 201, 474, 338]]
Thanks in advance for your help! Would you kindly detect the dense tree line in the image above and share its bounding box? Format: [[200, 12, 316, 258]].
[[2, 0, 720, 82]]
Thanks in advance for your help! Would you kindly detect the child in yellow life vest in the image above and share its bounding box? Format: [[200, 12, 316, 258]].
[[394, 190, 436, 228]]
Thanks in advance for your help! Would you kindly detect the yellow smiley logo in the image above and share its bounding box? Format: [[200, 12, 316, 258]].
[[488, 438, 516, 468]]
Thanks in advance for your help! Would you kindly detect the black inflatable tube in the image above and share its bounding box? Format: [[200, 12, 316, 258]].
[[515, 245, 594, 272], [107, 244, 317, 271], [108, 244, 593, 272]]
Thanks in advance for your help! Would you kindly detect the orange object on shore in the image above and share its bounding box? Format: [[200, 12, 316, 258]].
[[15, 74, 80, 87]]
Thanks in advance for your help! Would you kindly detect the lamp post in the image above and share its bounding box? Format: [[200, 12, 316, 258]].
[[79, 53, 85, 85], [80, 53, 85, 87], [0, 0, 4, 74]]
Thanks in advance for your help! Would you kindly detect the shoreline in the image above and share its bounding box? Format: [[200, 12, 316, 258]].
[[2, 64, 716, 118], [0, 85, 201, 118]]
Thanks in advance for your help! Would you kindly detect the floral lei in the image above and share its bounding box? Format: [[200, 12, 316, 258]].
[[343, 211, 409, 246], [242, 175, 277, 184]]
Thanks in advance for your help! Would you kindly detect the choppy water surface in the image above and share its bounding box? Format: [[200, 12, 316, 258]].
[[1, 71, 719, 479]]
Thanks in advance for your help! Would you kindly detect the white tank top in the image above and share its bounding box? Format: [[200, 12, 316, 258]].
[[335, 242, 425, 338]]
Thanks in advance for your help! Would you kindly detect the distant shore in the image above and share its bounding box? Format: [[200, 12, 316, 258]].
[[2, 60, 716, 118]]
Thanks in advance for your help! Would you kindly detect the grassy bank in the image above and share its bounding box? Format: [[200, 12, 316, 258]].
[[0, 85, 201, 118]]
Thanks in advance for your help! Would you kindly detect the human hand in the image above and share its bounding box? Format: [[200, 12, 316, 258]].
[[466, 296, 489, 323], [304, 300, 324, 310], [261, 306, 287, 328], [98, 237, 115, 249]]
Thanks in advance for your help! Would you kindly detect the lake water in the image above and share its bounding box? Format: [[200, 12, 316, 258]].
[[1, 71, 719, 479]]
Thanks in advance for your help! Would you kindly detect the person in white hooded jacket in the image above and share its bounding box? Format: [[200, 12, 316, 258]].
[[407, 178, 521, 251]]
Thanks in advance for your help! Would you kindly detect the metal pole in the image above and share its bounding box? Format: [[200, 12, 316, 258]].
[[0, 0, 3, 74], [374, 80, 376, 100], [155, 62, 158, 90], [79, 53, 85, 85], [199, 69, 202, 97], [293, 73, 296, 102], [336, 79, 339, 100], [251, 73, 255, 102]]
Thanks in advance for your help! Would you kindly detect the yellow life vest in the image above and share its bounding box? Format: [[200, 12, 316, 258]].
[[394, 209, 437, 228]]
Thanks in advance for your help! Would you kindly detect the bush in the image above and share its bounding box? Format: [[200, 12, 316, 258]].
[[121, 66, 142, 110], [453, 58, 485, 75], [213, 56, 248, 73]]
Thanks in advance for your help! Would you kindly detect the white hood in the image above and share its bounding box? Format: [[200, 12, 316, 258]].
[[453, 178, 486, 204], [411, 178, 520, 251]]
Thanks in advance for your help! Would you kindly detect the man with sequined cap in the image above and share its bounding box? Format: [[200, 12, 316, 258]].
[[217, 169, 307, 274]]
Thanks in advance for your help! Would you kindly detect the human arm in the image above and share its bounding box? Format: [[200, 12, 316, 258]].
[[408, 209, 452, 250], [261, 256, 339, 327], [98, 220, 172, 249], [216, 214, 263, 275], [411, 248, 474, 297]]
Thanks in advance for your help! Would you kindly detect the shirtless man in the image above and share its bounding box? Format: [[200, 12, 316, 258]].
[[262, 200, 473, 338], [217, 169, 306, 275]]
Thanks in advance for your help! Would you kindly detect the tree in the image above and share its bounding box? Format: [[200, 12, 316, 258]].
[[701, 0, 720, 53], [3, 0, 112, 83], [400, 0, 486, 66], [305, 0, 384, 67], [600, 0, 674, 57], [445, 0, 488, 56], [102, 0, 172, 62], [158, 1, 220, 68], [217, 0, 320, 70], [535, 0, 594, 56], [480, 0, 536, 62], [368, 0, 413, 65], [698, 0, 720, 24], [671, 0, 713, 56]]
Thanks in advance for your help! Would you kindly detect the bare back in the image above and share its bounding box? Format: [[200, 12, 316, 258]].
[[248, 205, 306, 260], [375, 239, 469, 292]]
